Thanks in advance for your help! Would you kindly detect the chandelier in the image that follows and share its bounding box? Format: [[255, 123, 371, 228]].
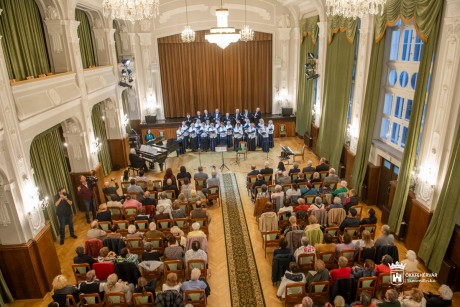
[[181, 0, 195, 43], [240, 0, 254, 42], [205, 1, 240, 49], [102, 0, 160, 22], [325, 0, 386, 20]]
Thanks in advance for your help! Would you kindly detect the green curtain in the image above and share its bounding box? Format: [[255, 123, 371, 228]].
[[296, 16, 319, 137], [30, 126, 75, 239], [419, 122, 460, 273], [0, 267, 13, 304], [76, 9, 96, 69], [91, 102, 112, 176], [0, 0, 50, 80], [387, 3, 443, 235], [374, 0, 444, 43], [350, 39, 386, 195], [316, 30, 356, 169]]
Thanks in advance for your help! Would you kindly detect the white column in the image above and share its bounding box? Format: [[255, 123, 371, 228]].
[[275, 27, 292, 114], [314, 21, 327, 126], [348, 16, 374, 153], [290, 27, 301, 115], [414, 0, 460, 209], [138, 33, 155, 121]]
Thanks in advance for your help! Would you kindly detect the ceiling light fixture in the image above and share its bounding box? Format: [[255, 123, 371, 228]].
[[103, 0, 160, 22], [325, 0, 386, 20], [205, 0, 240, 49], [240, 0, 254, 42], [181, 0, 196, 43]]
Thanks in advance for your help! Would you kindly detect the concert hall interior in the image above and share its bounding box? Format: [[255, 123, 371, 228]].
[[0, 0, 460, 306]]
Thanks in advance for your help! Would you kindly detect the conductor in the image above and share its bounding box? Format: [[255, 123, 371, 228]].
[[55, 188, 77, 245]]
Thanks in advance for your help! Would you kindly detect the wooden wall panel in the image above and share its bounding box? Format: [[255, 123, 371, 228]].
[[273, 120, 295, 138], [0, 224, 59, 299], [405, 198, 433, 254], [311, 125, 319, 153], [445, 226, 460, 291], [108, 138, 129, 168], [365, 163, 380, 205]]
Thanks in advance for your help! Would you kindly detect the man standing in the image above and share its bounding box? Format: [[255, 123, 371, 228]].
[[77, 175, 97, 223], [55, 188, 77, 245]]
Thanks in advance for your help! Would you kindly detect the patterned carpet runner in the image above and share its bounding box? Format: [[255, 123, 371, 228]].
[[219, 173, 266, 307]]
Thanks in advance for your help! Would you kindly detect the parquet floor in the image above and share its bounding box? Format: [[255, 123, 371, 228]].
[[7, 137, 459, 307]]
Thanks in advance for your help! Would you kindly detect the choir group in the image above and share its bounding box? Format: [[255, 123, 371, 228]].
[[174, 107, 275, 154]]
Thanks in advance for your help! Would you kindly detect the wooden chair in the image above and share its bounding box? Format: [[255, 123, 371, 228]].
[[140, 265, 162, 283], [79, 293, 103, 307], [312, 181, 322, 190], [292, 145, 306, 162], [284, 282, 306, 307], [132, 292, 155, 307], [66, 294, 79, 307], [262, 230, 280, 258], [186, 259, 207, 279], [343, 227, 360, 240], [113, 220, 129, 232], [163, 190, 177, 201], [72, 263, 90, 284], [194, 178, 206, 191], [297, 253, 315, 273], [324, 226, 340, 243], [144, 237, 165, 255], [338, 249, 356, 267], [125, 237, 144, 256], [157, 219, 173, 234], [376, 273, 393, 296], [173, 218, 190, 234], [107, 206, 124, 220], [129, 192, 141, 201], [135, 220, 149, 232], [303, 172, 314, 180], [282, 184, 292, 193], [105, 292, 128, 307], [123, 207, 138, 222], [359, 224, 377, 240], [206, 185, 220, 207], [263, 174, 273, 185], [136, 180, 147, 191], [163, 260, 185, 281], [356, 276, 377, 300], [247, 175, 258, 195], [318, 251, 336, 270], [351, 205, 364, 218], [305, 195, 315, 204], [151, 180, 162, 191], [183, 289, 207, 307], [98, 221, 112, 233], [308, 281, 330, 305], [237, 141, 248, 160], [319, 171, 329, 179], [357, 247, 376, 263], [121, 181, 131, 194], [290, 172, 300, 183], [190, 217, 208, 235], [278, 211, 291, 229], [399, 272, 420, 292], [279, 124, 287, 137], [177, 178, 186, 189]]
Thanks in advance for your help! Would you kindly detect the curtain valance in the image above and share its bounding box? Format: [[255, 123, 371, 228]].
[[301, 15, 319, 45], [327, 15, 358, 44]]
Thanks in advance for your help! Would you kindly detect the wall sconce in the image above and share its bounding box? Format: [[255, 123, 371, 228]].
[[91, 138, 101, 154], [122, 114, 129, 127]]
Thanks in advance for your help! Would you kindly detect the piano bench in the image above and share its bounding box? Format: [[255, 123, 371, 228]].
[[128, 165, 142, 176]]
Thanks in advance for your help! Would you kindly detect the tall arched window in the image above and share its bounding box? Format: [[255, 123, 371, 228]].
[[0, 0, 50, 80], [76, 9, 96, 68]]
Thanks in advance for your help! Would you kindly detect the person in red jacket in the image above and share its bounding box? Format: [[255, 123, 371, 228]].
[[330, 256, 352, 284], [77, 175, 97, 223]]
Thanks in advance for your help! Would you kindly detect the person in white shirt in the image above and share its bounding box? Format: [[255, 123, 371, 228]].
[[162, 272, 182, 292], [278, 199, 294, 215], [157, 192, 173, 215]]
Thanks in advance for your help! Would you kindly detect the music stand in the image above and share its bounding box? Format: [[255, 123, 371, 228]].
[[263, 137, 271, 162], [280, 145, 292, 165], [216, 145, 230, 172], [194, 149, 203, 171]]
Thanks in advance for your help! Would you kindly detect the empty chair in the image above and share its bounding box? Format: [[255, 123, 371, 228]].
[[262, 230, 280, 258], [72, 263, 90, 284]]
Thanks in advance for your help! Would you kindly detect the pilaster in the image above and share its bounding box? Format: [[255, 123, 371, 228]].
[[315, 21, 327, 126], [275, 27, 292, 114]]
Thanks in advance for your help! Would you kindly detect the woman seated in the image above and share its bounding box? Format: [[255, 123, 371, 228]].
[[336, 233, 355, 256], [98, 246, 117, 262], [170, 226, 187, 247], [401, 250, 419, 272], [354, 230, 374, 250], [171, 203, 187, 219], [343, 189, 359, 213], [329, 197, 343, 209], [185, 241, 208, 265], [352, 259, 375, 279], [309, 172, 321, 183], [96, 204, 112, 222], [401, 288, 426, 307], [374, 225, 395, 247], [133, 277, 156, 302], [274, 239, 292, 257], [162, 272, 181, 291], [180, 178, 193, 199], [286, 183, 301, 202], [278, 199, 294, 215], [332, 180, 348, 197], [306, 259, 329, 287], [103, 273, 134, 303], [375, 255, 393, 275], [141, 242, 161, 262], [118, 248, 139, 267], [308, 197, 325, 211], [164, 236, 184, 265], [301, 182, 318, 198], [187, 222, 207, 238], [282, 216, 304, 236], [360, 208, 377, 225], [330, 256, 351, 284], [126, 224, 143, 239], [52, 275, 80, 307], [257, 184, 270, 199], [277, 262, 306, 298]]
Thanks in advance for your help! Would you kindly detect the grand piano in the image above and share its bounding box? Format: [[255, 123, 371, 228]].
[[135, 138, 180, 171]]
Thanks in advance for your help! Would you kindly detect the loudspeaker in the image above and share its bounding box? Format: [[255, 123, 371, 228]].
[[281, 107, 293, 117], [145, 115, 157, 123]]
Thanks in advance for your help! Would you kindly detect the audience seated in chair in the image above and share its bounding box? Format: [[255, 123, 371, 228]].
[[123, 195, 142, 210], [74, 246, 96, 269], [260, 161, 274, 175], [103, 273, 134, 303], [374, 225, 395, 247], [194, 166, 209, 182], [293, 237, 316, 262], [188, 222, 207, 238], [339, 208, 361, 233], [282, 216, 304, 236], [163, 178, 179, 197], [286, 183, 301, 202], [103, 180, 123, 202], [323, 168, 340, 185], [180, 268, 208, 295], [294, 296, 314, 307], [343, 189, 360, 214], [177, 166, 192, 181], [96, 204, 112, 223], [315, 233, 337, 255], [134, 208, 150, 222], [329, 197, 344, 209], [141, 242, 161, 262], [278, 199, 294, 215], [352, 259, 376, 280], [98, 246, 117, 263], [424, 284, 453, 307], [308, 197, 325, 211], [133, 277, 156, 302], [354, 230, 375, 250], [155, 205, 172, 220], [127, 179, 144, 198], [170, 226, 187, 247], [126, 224, 143, 239], [87, 221, 107, 240], [185, 241, 208, 265], [118, 247, 139, 267], [52, 275, 80, 307], [144, 222, 166, 242], [315, 157, 330, 172], [276, 171, 291, 185], [78, 270, 104, 298], [304, 215, 324, 246], [375, 255, 393, 275], [400, 250, 419, 273], [190, 201, 211, 224], [171, 202, 187, 219], [295, 198, 310, 213], [330, 256, 352, 285], [180, 177, 193, 200], [378, 289, 401, 307], [163, 272, 182, 291], [277, 262, 306, 298], [163, 168, 177, 187], [259, 203, 279, 232], [361, 208, 378, 225], [306, 259, 330, 288], [164, 236, 184, 264], [332, 181, 348, 198], [336, 233, 355, 256]]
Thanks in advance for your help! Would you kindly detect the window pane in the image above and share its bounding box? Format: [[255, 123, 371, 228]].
[[383, 94, 393, 115], [405, 99, 413, 121], [399, 71, 409, 88], [395, 19, 402, 26], [383, 160, 391, 169], [413, 36, 423, 62], [426, 73, 431, 93], [380, 118, 390, 140], [394, 166, 400, 175], [394, 96, 404, 119], [411, 73, 418, 90], [391, 123, 400, 144], [390, 30, 401, 61], [402, 29, 413, 61], [401, 126, 408, 148], [388, 69, 397, 86]]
